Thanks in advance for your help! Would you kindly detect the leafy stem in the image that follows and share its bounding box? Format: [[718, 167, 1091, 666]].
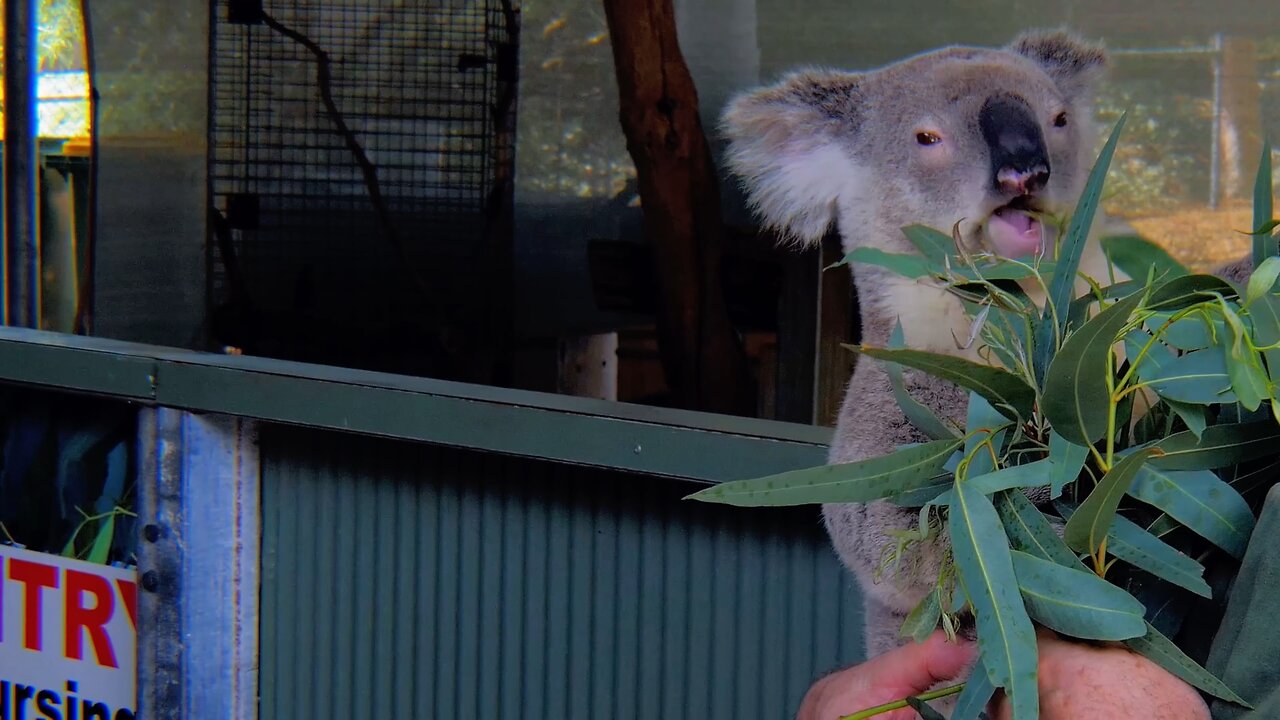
[[840, 683, 966, 720]]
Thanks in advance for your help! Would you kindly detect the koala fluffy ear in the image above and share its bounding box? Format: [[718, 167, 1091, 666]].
[[1010, 30, 1108, 101], [720, 70, 863, 245]]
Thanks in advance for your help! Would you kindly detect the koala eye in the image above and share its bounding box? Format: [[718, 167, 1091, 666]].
[[1053, 111, 1068, 128], [916, 131, 942, 146]]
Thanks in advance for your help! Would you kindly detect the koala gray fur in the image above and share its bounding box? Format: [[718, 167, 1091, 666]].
[[720, 29, 1121, 673]]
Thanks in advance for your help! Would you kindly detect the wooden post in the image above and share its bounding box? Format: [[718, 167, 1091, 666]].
[[601, 0, 755, 416]]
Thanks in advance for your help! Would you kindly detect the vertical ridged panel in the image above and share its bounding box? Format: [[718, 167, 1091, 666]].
[[260, 426, 865, 720]]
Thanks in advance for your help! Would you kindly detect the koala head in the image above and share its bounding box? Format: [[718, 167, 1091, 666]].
[[721, 30, 1108, 261]]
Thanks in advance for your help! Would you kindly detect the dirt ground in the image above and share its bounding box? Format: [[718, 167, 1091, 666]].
[[1115, 201, 1259, 272]]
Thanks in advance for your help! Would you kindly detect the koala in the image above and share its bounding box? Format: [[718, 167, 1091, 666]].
[[720, 30, 1120, 664]]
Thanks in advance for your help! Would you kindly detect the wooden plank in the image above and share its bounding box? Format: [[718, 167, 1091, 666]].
[[816, 235, 856, 428]]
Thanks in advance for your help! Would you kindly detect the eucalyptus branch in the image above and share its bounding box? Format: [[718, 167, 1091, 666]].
[[840, 683, 967, 720]]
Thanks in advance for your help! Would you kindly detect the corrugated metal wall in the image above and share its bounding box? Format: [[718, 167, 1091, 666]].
[[259, 425, 865, 720]]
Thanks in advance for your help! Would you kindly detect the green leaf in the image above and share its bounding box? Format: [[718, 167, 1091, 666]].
[[963, 393, 1009, 479], [996, 491, 1080, 567], [902, 224, 958, 264], [843, 247, 933, 278], [1010, 549, 1147, 640], [965, 460, 1051, 497], [1252, 139, 1275, 266], [900, 586, 944, 643], [1035, 113, 1127, 383], [888, 322, 960, 441], [1249, 294, 1280, 384], [952, 663, 996, 720], [1104, 512, 1211, 598], [950, 481, 1039, 719], [1145, 274, 1238, 312], [1143, 347, 1237, 406], [87, 513, 115, 565], [887, 475, 954, 507], [1047, 432, 1089, 499], [1064, 448, 1160, 554], [685, 438, 962, 507], [1246, 256, 1280, 307], [847, 345, 1037, 422], [1165, 399, 1208, 439], [1151, 421, 1280, 470], [1124, 622, 1250, 706], [1129, 466, 1255, 558], [1224, 341, 1268, 412], [1102, 235, 1189, 283], [1146, 312, 1222, 351], [1042, 291, 1144, 445]]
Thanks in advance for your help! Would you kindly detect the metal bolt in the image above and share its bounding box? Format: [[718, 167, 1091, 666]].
[[143, 524, 161, 543], [141, 570, 161, 593], [633, 444, 642, 454]]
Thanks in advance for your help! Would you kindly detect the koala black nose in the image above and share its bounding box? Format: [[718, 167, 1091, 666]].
[[980, 95, 1050, 196]]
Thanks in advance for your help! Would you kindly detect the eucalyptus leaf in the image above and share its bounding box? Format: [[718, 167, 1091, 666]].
[[686, 438, 962, 506], [1064, 448, 1160, 554], [996, 491, 1080, 567], [1101, 512, 1211, 598], [1223, 342, 1268, 412], [952, 662, 996, 720], [1248, 293, 1280, 384], [1165, 399, 1208, 439], [843, 247, 934, 278], [1146, 312, 1222, 351], [1145, 275, 1238, 312], [888, 476, 954, 507], [901, 586, 944, 643], [1010, 549, 1147, 640], [1245, 255, 1280, 307], [87, 513, 115, 565], [1252, 139, 1275, 266], [1129, 466, 1255, 559], [963, 393, 1010, 479], [888, 322, 961, 441], [1102, 235, 1189, 283], [950, 481, 1039, 719], [965, 459, 1052, 497], [1151, 421, 1280, 470], [902, 224, 958, 264], [846, 345, 1036, 422], [1047, 432, 1089, 499], [1043, 291, 1144, 445], [1143, 347, 1237, 406], [1124, 622, 1250, 706], [1035, 113, 1127, 385]]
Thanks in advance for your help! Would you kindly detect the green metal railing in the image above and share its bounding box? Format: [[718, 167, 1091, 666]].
[[0, 326, 865, 719]]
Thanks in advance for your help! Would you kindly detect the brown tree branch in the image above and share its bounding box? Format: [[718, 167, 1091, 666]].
[[600, 0, 755, 415]]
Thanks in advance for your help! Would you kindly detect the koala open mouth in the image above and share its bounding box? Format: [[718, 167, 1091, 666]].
[[985, 196, 1045, 259]]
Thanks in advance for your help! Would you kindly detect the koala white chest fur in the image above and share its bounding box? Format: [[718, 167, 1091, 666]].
[[721, 30, 1119, 663]]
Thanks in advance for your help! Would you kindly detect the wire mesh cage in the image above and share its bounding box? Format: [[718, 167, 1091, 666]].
[[208, 0, 519, 378]]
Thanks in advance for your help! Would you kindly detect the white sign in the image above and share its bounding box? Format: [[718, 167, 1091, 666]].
[[1, 544, 136, 720]]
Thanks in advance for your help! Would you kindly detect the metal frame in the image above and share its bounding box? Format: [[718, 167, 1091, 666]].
[[0, 326, 831, 483], [136, 407, 261, 719]]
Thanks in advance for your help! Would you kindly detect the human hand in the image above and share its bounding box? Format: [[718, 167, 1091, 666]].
[[992, 628, 1211, 720], [796, 630, 976, 720]]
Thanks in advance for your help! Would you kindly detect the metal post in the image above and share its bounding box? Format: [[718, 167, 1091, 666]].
[[2, 0, 40, 327], [136, 407, 261, 719]]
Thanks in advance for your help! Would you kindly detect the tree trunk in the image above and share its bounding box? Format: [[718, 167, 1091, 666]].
[[601, 0, 755, 415], [1218, 36, 1263, 204]]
